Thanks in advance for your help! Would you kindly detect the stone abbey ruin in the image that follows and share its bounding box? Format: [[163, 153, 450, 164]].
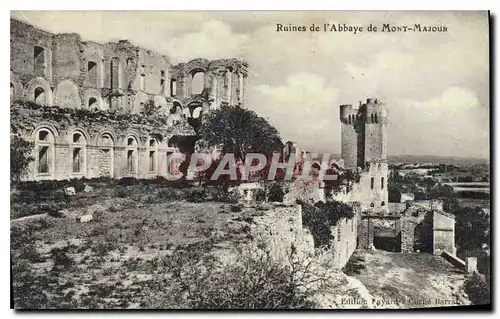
[[10, 18, 466, 273]]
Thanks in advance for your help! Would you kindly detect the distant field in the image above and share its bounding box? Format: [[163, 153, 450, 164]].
[[456, 198, 490, 210], [388, 155, 489, 167]]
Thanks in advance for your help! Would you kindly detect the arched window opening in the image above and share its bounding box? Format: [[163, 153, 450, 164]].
[[87, 61, 97, 85], [149, 138, 158, 173], [35, 128, 54, 175], [370, 114, 374, 123], [98, 133, 114, 177], [89, 97, 98, 109], [381, 201, 386, 206], [381, 177, 385, 189], [71, 132, 86, 174], [374, 114, 378, 123], [34, 87, 45, 105], [126, 136, 138, 175], [191, 72, 205, 95], [370, 202, 375, 208], [170, 79, 177, 97], [10, 83, 14, 101], [370, 177, 374, 189], [34, 46, 45, 73]]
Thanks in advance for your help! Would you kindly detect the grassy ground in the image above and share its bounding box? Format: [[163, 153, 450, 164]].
[[346, 250, 471, 309], [10, 184, 271, 309]]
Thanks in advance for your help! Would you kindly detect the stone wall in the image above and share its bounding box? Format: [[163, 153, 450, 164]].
[[10, 18, 248, 115], [331, 161, 388, 213], [212, 204, 315, 267], [11, 102, 195, 181], [330, 214, 358, 269], [433, 210, 455, 255]]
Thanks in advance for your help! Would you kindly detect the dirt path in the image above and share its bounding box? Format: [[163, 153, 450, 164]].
[[348, 250, 471, 309]]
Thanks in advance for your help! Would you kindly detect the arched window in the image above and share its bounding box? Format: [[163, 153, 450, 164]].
[[97, 133, 114, 177], [89, 97, 98, 109], [71, 131, 87, 175], [370, 177, 374, 189], [370, 202, 375, 208], [191, 71, 205, 95], [34, 87, 45, 104], [10, 83, 14, 101], [34, 46, 45, 73], [126, 136, 138, 175], [35, 128, 54, 176], [381, 201, 386, 206], [148, 138, 158, 173], [374, 114, 378, 123], [370, 114, 374, 123], [87, 61, 97, 85]]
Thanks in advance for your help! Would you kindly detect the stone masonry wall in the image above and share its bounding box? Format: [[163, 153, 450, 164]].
[[11, 102, 195, 181], [330, 213, 358, 269]]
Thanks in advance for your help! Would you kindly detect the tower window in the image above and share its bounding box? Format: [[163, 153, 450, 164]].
[[140, 73, 146, 91], [33, 46, 45, 72], [381, 177, 385, 189], [381, 201, 386, 206], [370, 177, 374, 189], [170, 79, 176, 97], [370, 202, 375, 208]]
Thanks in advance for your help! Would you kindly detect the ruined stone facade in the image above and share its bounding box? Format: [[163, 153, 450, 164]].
[[10, 18, 248, 181]]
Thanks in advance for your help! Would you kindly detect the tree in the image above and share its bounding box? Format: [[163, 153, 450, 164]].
[[11, 135, 34, 186], [199, 105, 283, 162], [140, 100, 160, 117]]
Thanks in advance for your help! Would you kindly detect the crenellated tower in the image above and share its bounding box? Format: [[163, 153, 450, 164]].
[[339, 98, 389, 213], [340, 98, 388, 170]]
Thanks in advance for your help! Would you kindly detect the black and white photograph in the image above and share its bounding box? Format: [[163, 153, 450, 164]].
[[9, 10, 491, 310]]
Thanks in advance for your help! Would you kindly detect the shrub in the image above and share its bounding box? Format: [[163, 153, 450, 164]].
[[301, 200, 355, 248], [157, 188, 183, 201], [464, 273, 490, 305], [51, 246, 74, 271], [186, 188, 207, 203], [254, 189, 266, 202], [91, 240, 119, 257], [114, 187, 132, 198], [230, 205, 243, 213], [268, 183, 285, 202], [10, 135, 34, 186], [18, 244, 44, 263], [143, 245, 320, 309]]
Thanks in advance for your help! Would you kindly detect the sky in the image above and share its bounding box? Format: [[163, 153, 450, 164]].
[[11, 11, 490, 159]]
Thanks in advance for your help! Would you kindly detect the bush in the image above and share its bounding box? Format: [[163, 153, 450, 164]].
[[301, 200, 355, 248], [18, 244, 44, 263], [464, 273, 490, 305], [10, 135, 34, 186], [268, 183, 285, 202], [50, 246, 74, 271], [157, 188, 183, 201], [143, 245, 319, 309], [186, 188, 207, 203]]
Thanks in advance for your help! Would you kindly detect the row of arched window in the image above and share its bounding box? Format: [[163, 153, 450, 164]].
[[32, 126, 165, 179]]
